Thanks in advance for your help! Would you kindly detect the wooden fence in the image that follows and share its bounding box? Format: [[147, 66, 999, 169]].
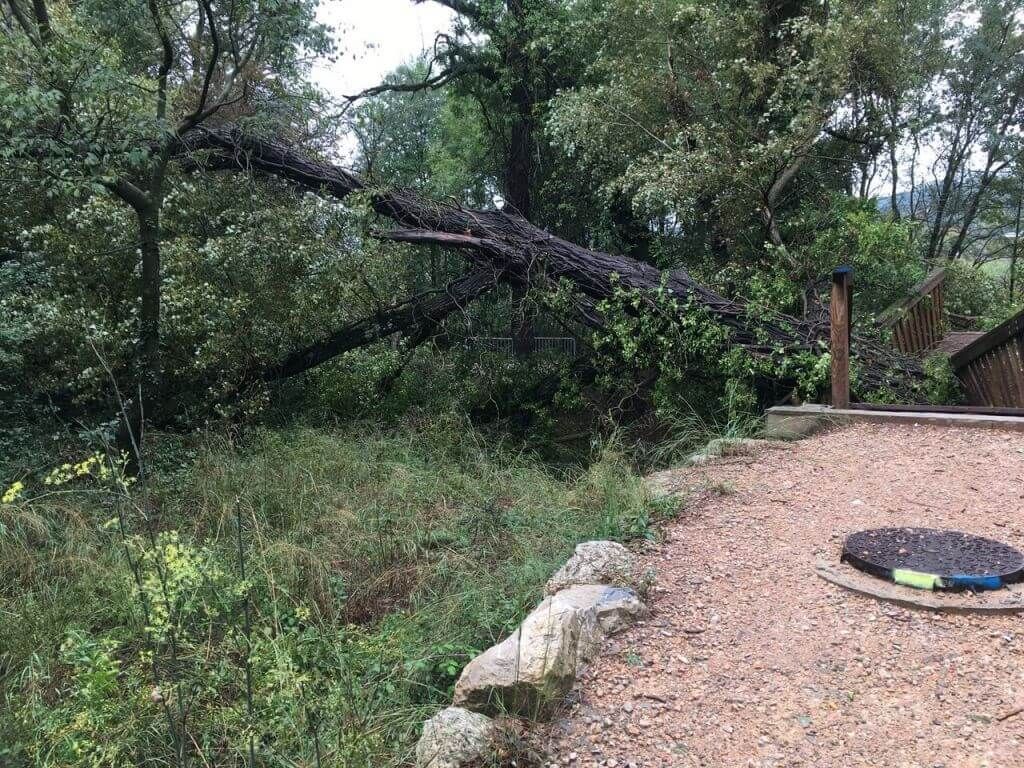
[[876, 268, 946, 356], [834, 264, 1024, 409], [950, 307, 1024, 408]]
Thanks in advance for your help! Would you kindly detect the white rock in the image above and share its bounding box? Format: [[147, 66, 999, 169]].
[[560, 584, 648, 634], [546, 541, 638, 594], [415, 707, 495, 768], [454, 585, 647, 715], [685, 437, 773, 466]]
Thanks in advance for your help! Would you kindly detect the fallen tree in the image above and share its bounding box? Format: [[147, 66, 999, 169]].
[[182, 126, 925, 400], [260, 266, 502, 382]]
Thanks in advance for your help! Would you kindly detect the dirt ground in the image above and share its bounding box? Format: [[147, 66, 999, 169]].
[[541, 423, 1024, 768]]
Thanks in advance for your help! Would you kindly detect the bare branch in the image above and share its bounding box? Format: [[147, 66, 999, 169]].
[[260, 267, 501, 382], [344, 63, 466, 102], [177, 0, 220, 133], [146, 0, 175, 123], [107, 177, 152, 213]]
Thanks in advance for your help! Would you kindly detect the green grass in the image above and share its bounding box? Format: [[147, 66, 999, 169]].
[[0, 417, 666, 767]]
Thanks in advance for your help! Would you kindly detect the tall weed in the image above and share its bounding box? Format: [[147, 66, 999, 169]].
[[0, 418, 660, 767]]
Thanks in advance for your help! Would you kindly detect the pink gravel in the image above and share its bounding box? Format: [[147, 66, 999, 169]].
[[542, 423, 1024, 768]]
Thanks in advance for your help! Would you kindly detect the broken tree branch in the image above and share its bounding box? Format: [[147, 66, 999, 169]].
[[178, 126, 925, 398], [260, 266, 501, 383]]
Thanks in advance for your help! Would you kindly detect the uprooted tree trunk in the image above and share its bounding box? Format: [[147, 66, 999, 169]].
[[181, 126, 924, 399], [260, 266, 502, 382]]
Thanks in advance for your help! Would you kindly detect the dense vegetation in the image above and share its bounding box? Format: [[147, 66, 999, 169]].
[[1, 0, 1022, 765], [1, 420, 669, 765]]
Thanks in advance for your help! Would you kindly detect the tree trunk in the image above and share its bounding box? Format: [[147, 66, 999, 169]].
[[888, 140, 900, 220], [1011, 191, 1022, 301], [262, 267, 501, 382], [504, 0, 533, 220], [924, 124, 966, 262], [181, 127, 925, 399], [137, 206, 162, 396], [505, 0, 535, 356]]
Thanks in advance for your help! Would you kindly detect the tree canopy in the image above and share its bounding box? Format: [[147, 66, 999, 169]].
[[3, 2, 1024, 767], [1, 0, 1022, 425]]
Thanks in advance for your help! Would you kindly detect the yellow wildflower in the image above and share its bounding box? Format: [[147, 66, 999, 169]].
[[2, 480, 25, 504]]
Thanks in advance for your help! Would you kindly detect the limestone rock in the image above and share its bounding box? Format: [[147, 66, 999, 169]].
[[559, 583, 649, 635], [685, 437, 779, 466], [453, 585, 647, 716], [415, 707, 495, 768], [644, 470, 686, 498], [546, 540, 638, 594]]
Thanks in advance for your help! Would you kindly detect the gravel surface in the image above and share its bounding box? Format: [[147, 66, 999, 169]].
[[541, 424, 1024, 768]]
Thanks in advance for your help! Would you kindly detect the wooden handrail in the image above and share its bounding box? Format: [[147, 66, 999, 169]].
[[950, 306, 1024, 371], [875, 267, 946, 330]]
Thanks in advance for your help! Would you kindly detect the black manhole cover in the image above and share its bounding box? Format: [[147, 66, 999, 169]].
[[841, 527, 1024, 591]]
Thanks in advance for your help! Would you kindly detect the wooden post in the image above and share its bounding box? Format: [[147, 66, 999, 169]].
[[831, 266, 853, 409]]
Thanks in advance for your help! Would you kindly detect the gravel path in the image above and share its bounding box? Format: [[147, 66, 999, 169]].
[[543, 424, 1024, 768]]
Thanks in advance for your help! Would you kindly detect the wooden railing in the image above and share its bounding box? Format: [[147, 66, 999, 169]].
[[876, 268, 946, 356], [950, 307, 1024, 407]]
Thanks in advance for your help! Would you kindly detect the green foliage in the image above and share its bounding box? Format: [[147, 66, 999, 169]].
[[0, 0, 335, 410], [0, 172, 427, 416], [548, 0, 945, 263], [921, 354, 964, 405], [590, 278, 739, 417], [793, 200, 923, 316], [587, 273, 856, 426], [26, 631, 142, 768], [349, 60, 495, 206], [944, 259, 1021, 329], [3, 2, 1020, 765], [0, 420, 659, 767]]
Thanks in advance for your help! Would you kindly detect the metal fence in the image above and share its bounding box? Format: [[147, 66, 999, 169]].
[[467, 336, 577, 357]]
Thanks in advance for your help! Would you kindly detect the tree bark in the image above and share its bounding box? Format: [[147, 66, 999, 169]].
[[888, 140, 900, 220], [504, 0, 533, 221], [261, 267, 501, 382], [504, 0, 535, 356], [110, 176, 165, 399], [180, 127, 925, 398], [137, 207, 162, 395], [1011, 191, 1022, 301]]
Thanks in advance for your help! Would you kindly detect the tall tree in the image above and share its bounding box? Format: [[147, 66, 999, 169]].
[[353, 0, 589, 352], [547, 0, 951, 310], [1, 0, 330, 405], [913, 0, 1024, 263]]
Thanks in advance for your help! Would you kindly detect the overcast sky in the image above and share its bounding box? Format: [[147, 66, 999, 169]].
[[313, 0, 455, 99], [308, 0, 934, 196]]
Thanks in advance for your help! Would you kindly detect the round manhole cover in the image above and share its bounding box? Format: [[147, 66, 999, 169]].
[[841, 527, 1024, 591]]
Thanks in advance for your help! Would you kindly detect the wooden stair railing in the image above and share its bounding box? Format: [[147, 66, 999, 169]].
[[950, 307, 1024, 408], [875, 268, 947, 356], [870, 266, 1023, 407]]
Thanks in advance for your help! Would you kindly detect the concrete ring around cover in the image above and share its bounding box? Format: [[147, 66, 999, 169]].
[[815, 561, 1024, 615]]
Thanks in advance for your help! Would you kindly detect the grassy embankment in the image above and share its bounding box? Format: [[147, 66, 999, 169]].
[[0, 418, 674, 767]]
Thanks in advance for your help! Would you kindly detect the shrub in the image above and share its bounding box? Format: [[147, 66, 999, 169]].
[[943, 258, 1020, 329]]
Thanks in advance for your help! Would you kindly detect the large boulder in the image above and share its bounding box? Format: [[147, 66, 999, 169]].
[[453, 584, 647, 716], [545, 540, 638, 594], [415, 707, 495, 768]]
